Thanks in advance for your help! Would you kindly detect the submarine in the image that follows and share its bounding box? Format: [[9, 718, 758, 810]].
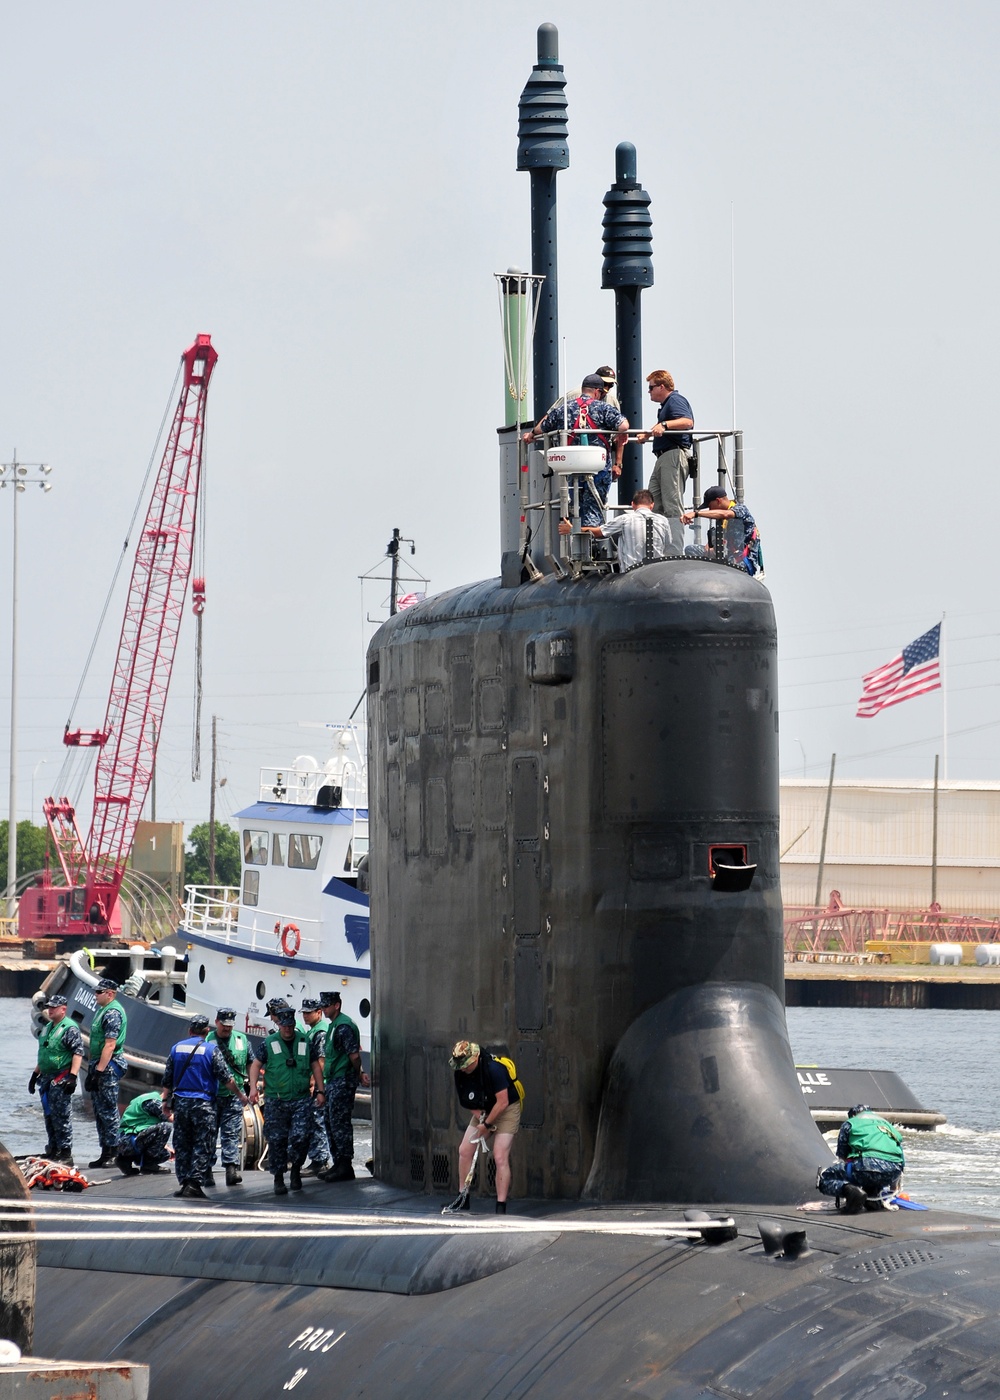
[[14, 24, 1000, 1399]]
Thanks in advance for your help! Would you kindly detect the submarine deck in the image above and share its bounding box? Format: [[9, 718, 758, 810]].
[[25, 1166, 1000, 1399]]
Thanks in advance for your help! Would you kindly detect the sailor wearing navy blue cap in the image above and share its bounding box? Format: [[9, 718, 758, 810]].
[[207, 1007, 252, 1187], [248, 1007, 324, 1197], [85, 978, 128, 1169], [162, 1013, 248, 1200], [300, 998, 335, 1179], [30, 994, 84, 1164]]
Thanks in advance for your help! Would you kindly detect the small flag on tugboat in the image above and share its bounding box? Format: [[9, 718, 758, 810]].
[[396, 591, 426, 610], [856, 624, 941, 718]]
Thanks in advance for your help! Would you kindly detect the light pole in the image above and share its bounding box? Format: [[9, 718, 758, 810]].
[[2, 454, 52, 919]]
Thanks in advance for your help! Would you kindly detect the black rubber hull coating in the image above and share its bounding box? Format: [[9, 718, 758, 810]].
[[366, 559, 828, 1204], [586, 981, 827, 1203]]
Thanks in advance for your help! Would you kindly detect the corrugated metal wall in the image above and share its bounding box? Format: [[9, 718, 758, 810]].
[[780, 779, 1000, 914]]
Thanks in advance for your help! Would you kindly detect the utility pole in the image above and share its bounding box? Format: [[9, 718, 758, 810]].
[[209, 715, 217, 884], [814, 753, 836, 909], [2, 453, 53, 920]]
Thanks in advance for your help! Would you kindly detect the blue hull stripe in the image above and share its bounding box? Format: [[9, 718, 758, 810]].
[[179, 927, 370, 980]]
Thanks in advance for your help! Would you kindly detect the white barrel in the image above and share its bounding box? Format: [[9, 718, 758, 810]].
[[546, 444, 606, 476], [929, 943, 962, 966], [975, 943, 1000, 966]]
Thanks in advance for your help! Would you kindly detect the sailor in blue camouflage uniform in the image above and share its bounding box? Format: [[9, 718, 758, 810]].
[[116, 1091, 172, 1175], [300, 998, 335, 1178], [248, 1007, 325, 1196], [84, 978, 128, 1168], [162, 1014, 249, 1200], [206, 1007, 251, 1187], [30, 995, 84, 1164], [320, 990, 370, 1182]]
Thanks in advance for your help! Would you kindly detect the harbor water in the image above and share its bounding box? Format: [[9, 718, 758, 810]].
[[0, 998, 993, 1215]]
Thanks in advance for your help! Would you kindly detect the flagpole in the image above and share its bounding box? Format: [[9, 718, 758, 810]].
[[941, 611, 947, 781]]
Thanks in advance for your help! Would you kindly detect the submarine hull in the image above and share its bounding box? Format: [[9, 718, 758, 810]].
[[28, 1166, 1000, 1399], [367, 559, 827, 1204]]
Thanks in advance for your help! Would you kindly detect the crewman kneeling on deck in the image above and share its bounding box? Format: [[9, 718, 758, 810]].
[[116, 1091, 171, 1176], [207, 1007, 251, 1187], [248, 1007, 325, 1196], [162, 1014, 249, 1200], [30, 995, 84, 1165], [450, 1040, 524, 1214], [816, 1104, 905, 1213]]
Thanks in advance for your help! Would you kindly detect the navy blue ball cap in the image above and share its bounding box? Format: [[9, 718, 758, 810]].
[[275, 1008, 296, 1027], [43, 994, 68, 1009], [266, 997, 290, 1014], [300, 998, 321, 1012], [216, 1008, 237, 1023], [189, 1014, 210, 1032], [95, 977, 119, 993], [319, 991, 341, 1008]]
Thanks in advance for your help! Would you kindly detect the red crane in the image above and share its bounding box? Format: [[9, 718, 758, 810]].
[[18, 335, 218, 940]]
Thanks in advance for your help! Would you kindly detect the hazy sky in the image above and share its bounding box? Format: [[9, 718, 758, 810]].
[[1, 1, 998, 840]]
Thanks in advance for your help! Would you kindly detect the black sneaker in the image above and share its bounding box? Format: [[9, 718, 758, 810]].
[[115, 1155, 138, 1176], [225, 1165, 242, 1187], [320, 1163, 355, 1183], [139, 1163, 163, 1175], [495, 1200, 507, 1215], [274, 1174, 288, 1196], [88, 1151, 118, 1169], [203, 1172, 216, 1187], [289, 1166, 303, 1192]]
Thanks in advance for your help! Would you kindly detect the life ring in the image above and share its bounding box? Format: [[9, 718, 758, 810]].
[[281, 923, 301, 958]]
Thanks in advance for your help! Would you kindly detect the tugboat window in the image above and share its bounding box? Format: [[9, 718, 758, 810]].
[[288, 833, 323, 870], [198, 964, 206, 983], [256, 981, 266, 1000], [359, 998, 371, 1018], [243, 870, 259, 907], [243, 829, 269, 865], [272, 833, 286, 866]]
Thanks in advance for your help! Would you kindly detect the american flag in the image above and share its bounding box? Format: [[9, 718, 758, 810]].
[[856, 624, 941, 718], [395, 591, 426, 611]]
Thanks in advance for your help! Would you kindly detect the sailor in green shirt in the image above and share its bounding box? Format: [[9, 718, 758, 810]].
[[248, 1008, 324, 1197], [207, 1007, 251, 1187], [319, 989, 369, 1182], [29, 994, 84, 1164], [816, 1104, 905, 1212], [116, 1091, 171, 1175], [84, 978, 128, 1169]]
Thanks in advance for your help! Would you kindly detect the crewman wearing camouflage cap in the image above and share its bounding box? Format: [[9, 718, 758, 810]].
[[248, 1007, 324, 1196], [84, 978, 128, 1168], [207, 1008, 252, 1187], [29, 995, 84, 1164], [161, 1014, 249, 1199]]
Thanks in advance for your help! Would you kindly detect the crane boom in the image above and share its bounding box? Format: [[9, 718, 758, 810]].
[[20, 335, 217, 939]]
